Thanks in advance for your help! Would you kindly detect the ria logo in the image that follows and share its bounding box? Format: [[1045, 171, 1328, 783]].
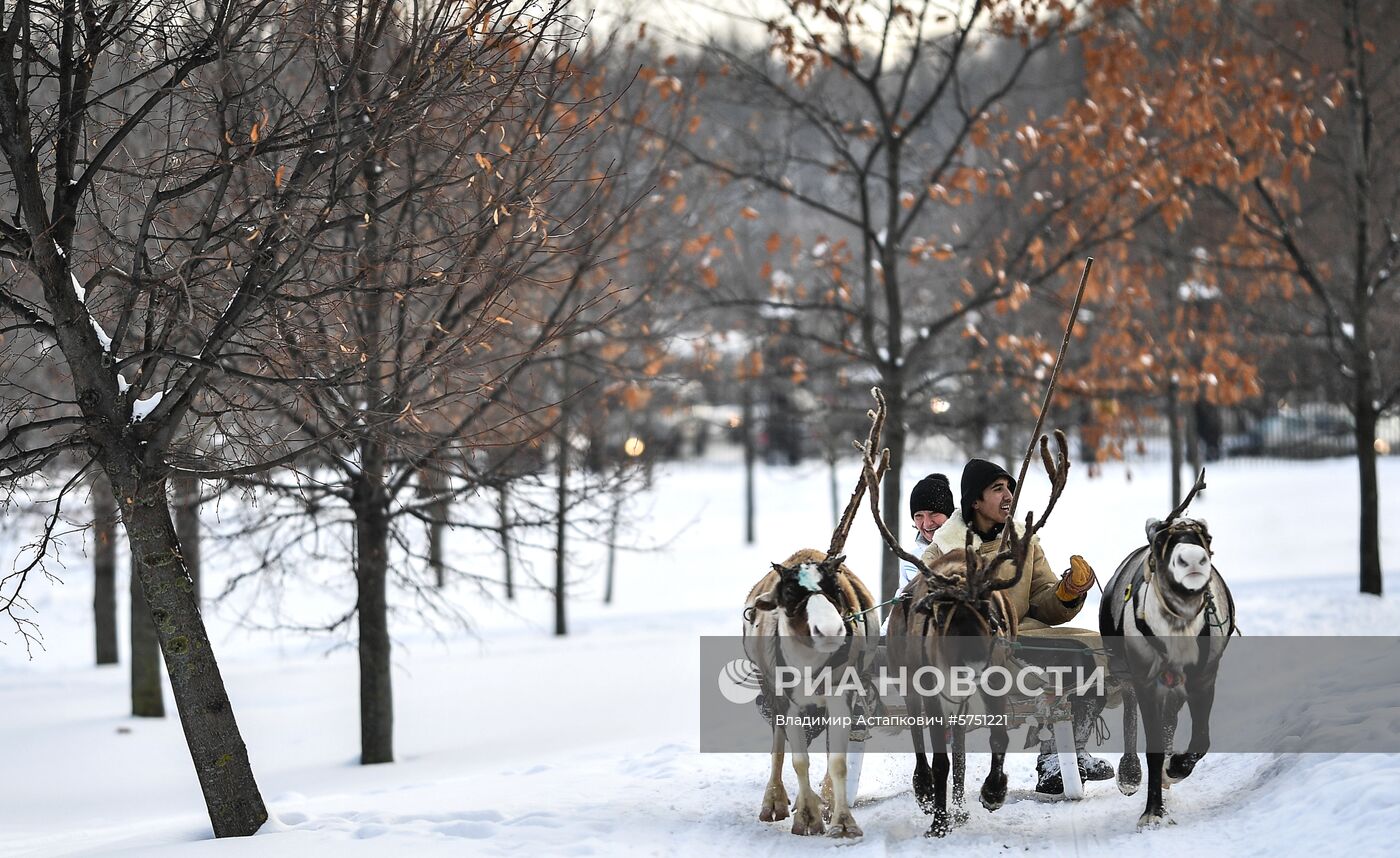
[[717, 658, 762, 705]]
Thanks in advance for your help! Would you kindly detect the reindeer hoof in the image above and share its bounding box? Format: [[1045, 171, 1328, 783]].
[[792, 816, 826, 836], [791, 794, 824, 835], [826, 812, 863, 839], [925, 809, 952, 838], [981, 771, 1008, 811], [1167, 752, 1202, 782], [1117, 755, 1142, 796], [759, 785, 790, 822], [913, 769, 935, 813], [759, 803, 789, 823]]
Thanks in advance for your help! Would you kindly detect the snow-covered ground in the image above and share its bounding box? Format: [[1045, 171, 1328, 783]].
[[3, 453, 1400, 856]]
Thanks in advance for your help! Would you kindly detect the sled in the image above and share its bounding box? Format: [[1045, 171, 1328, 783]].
[[866, 630, 1118, 803]]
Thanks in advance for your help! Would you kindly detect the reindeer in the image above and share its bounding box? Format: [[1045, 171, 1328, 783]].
[[862, 430, 1071, 837], [1099, 469, 1236, 830], [741, 391, 885, 838]]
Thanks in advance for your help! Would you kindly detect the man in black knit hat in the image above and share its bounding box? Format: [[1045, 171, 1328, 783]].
[[920, 457, 1111, 794]]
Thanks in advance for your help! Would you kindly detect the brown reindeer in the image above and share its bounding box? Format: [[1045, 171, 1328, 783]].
[[742, 390, 886, 838], [862, 431, 1070, 837]]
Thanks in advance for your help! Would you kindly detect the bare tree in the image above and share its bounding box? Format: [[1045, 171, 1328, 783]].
[[0, 0, 604, 835], [205, 9, 690, 757]]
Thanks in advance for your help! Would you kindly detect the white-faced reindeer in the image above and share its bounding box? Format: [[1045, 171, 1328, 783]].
[[864, 431, 1071, 838], [1099, 469, 1236, 830], [742, 392, 885, 838]]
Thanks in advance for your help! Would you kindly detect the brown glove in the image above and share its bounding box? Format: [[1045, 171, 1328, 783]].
[[1056, 555, 1096, 602]]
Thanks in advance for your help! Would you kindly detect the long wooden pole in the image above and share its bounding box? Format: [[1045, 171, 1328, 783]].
[[1005, 258, 1094, 525]]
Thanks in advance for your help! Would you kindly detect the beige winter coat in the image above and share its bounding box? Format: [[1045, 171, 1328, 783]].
[[918, 510, 1083, 631]]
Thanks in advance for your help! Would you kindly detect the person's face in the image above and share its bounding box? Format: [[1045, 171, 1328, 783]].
[[973, 477, 1013, 527], [912, 510, 948, 541]]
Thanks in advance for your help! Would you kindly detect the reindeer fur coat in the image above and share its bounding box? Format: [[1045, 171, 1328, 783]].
[[919, 510, 1082, 630]]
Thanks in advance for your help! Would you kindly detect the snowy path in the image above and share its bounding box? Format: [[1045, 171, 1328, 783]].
[[3, 457, 1399, 855]]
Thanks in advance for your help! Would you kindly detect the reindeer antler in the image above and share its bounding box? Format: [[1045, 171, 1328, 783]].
[[825, 388, 889, 563], [983, 430, 1071, 595], [859, 403, 962, 590], [964, 528, 982, 597], [1029, 430, 1071, 535], [1164, 467, 1207, 525], [982, 511, 1035, 594]]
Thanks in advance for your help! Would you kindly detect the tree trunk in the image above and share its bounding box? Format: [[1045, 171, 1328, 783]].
[[1167, 377, 1182, 508], [352, 472, 395, 764], [172, 471, 201, 600], [130, 550, 166, 717], [93, 474, 118, 665], [1356, 396, 1383, 595], [880, 392, 906, 607], [604, 482, 621, 605], [828, 452, 840, 530], [499, 482, 514, 600], [429, 510, 445, 589], [112, 469, 267, 836], [742, 382, 756, 545], [554, 357, 571, 636], [1186, 399, 1202, 484], [418, 463, 447, 588]]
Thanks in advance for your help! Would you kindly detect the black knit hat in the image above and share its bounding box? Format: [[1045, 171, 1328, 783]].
[[960, 458, 1015, 519], [909, 473, 954, 518]]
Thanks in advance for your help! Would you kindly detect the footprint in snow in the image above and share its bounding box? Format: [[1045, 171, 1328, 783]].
[[435, 820, 498, 839], [505, 811, 565, 828]]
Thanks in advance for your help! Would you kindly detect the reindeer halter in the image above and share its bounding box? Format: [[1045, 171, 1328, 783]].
[[1145, 468, 1212, 589]]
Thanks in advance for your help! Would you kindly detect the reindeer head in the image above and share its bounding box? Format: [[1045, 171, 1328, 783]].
[[863, 425, 1070, 697], [752, 552, 852, 652], [900, 547, 1010, 692], [1148, 469, 1214, 593]]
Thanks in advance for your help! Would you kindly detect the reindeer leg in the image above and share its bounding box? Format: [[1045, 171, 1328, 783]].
[[951, 724, 969, 825], [823, 697, 862, 839], [820, 730, 833, 822], [784, 721, 825, 836], [1118, 683, 1142, 796], [1159, 693, 1183, 791], [759, 723, 790, 822], [1137, 690, 1180, 831], [1160, 718, 1176, 791], [981, 702, 1010, 811], [907, 693, 936, 813], [925, 722, 953, 838], [1168, 671, 1217, 782]]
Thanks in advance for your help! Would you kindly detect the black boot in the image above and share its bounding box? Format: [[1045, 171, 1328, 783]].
[[1078, 751, 1114, 781], [1035, 751, 1063, 795], [1071, 698, 1114, 781]]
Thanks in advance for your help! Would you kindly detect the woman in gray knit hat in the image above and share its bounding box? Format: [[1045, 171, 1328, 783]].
[[899, 473, 955, 588]]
